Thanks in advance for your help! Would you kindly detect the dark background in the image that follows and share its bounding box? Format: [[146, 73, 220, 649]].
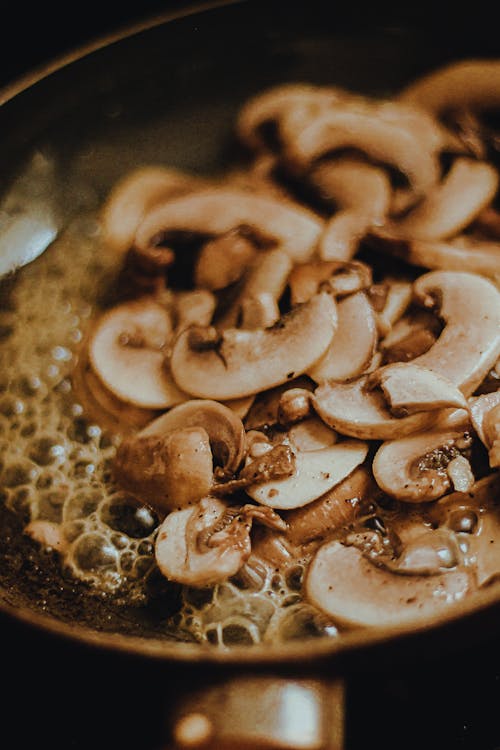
[[1, 2, 500, 749]]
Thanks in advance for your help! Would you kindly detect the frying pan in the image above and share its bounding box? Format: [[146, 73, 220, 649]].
[[1, 2, 500, 748]]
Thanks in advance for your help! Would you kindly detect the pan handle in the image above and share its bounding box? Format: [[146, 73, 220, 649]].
[[167, 674, 345, 749]]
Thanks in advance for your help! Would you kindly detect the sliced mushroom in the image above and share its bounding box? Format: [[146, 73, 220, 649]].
[[310, 158, 392, 261], [370, 232, 500, 279], [114, 426, 214, 511], [71, 347, 159, 433], [170, 292, 337, 400], [372, 425, 473, 502], [312, 376, 438, 441], [173, 290, 216, 332], [134, 187, 323, 264], [244, 377, 314, 431], [245, 438, 368, 510], [367, 363, 468, 417], [88, 298, 187, 409], [218, 247, 293, 330], [389, 528, 462, 576], [155, 496, 286, 587], [285, 105, 442, 195], [308, 291, 378, 383], [399, 59, 500, 116], [284, 466, 375, 546], [469, 391, 500, 447], [305, 540, 472, 628], [310, 157, 391, 217], [411, 271, 500, 395], [139, 399, 246, 476], [289, 260, 372, 305], [194, 229, 258, 290], [236, 83, 344, 151], [372, 279, 413, 337], [385, 158, 498, 241], [101, 166, 202, 255], [287, 416, 337, 451]]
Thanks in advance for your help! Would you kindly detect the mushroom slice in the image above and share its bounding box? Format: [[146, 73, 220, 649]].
[[469, 391, 500, 447], [310, 157, 391, 217], [285, 107, 441, 195], [399, 59, 500, 116], [244, 377, 314, 431], [71, 348, 158, 433], [236, 83, 344, 151], [386, 158, 498, 241], [170, 292, 337, 400], [318, 210, 375, 262], [218, 247, 292, 330], [155, 496, 285, 587], [284, 466, 374, 546], [372, 279, 413, 337], [370, 232, 500, 279], [372, 426, 473, 502], [114, 426, 214, 511], [312, 376, 437, 441], [134, 187, 323, 264], [288, 417, 337, 452], [412, 271, 500, 395], [174, 290, 216, 332], [367, 363, 468, 417], [308, 291, 378, 383], [194, 229, 258, 291], [88, 298, 187, 409], [101, 166, 202, 255], [289, 260, 372, 305], [139, 399, 246, 476], [245, 439, 368, 510], [305, 540, 472, 628]]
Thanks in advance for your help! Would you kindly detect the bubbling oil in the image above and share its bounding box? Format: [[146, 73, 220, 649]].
[[0, 212, 334, 645]]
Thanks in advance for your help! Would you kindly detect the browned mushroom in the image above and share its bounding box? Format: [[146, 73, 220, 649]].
[[155, 496, 286, 586]]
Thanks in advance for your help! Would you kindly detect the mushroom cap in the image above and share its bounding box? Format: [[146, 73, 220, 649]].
[[245, 439, 368, 510], [305, 541, 472, 628], [114, 426, 214, 511], [412, 271, 500, 395], [140, 398, 246, 475], [134, 187, 323, 263], [88, 298, 187, 409], [170, 292, 337, 400]]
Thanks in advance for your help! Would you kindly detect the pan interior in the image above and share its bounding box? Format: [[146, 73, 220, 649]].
[[0, 0, 499, 658]]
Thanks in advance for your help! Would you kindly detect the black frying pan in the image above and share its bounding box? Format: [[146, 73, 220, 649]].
[[1, 2, 500, 748]]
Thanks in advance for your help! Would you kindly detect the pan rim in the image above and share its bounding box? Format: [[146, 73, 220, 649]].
[[1, 0, 499, 666]]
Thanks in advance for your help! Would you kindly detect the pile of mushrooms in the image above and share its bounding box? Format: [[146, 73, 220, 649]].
[[67, 58, 500, 632]]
